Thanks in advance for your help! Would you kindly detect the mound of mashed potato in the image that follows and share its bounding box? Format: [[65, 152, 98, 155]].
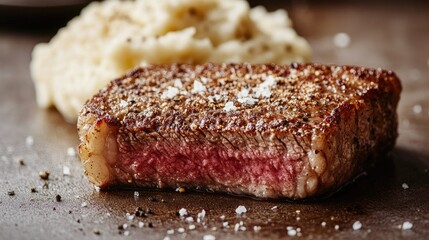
[[30, 0, 311, 121]]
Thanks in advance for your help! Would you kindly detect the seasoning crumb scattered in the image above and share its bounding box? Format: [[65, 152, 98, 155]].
[[235, 205, 247, 215], [163, 237, 171, 240], [81, 202, 88, 207], [321, 221, 327, 227], [287, 229, 297, 237], [253, 226, 261, 232], [197, 209, 206, 222], [402, 183, 409, 189], [185, 216, 194, 223], [223, 101, 237, 112], [402, 221, 413, 230], [134, 191, 139, 197], [39, 171, 50, 180], [42, 183, 49, 189], [271, 206, 278, 210], [7, 191, 15, 196], [31, 187, 37, 193], [177, 227, 185, 233], [189, 224, 196, 230], [352, 221, 362, 230], [176, 187, 186, 193], [148, 222, 153, 228], [147, 196, 156, 202], [123, 230, 130, 236], [167, 229, 174, 235], [93, 229, 101, 235], [335, 225, 340, 230], [19, 159, 25, 166], [55, 194, 62, 202]]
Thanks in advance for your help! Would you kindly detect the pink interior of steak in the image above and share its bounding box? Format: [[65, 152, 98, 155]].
[[113, 138, 308, 198]]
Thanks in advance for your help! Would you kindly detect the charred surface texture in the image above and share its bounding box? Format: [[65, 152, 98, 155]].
[[78, 63, 401, 199]]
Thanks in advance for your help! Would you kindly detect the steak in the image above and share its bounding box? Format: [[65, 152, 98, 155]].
[[78, 63, 401, 199]]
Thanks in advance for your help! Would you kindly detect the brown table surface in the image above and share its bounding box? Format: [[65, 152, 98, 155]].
[[1, 2, 429, 240]]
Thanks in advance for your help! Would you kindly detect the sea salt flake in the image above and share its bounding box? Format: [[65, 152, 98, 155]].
[[63, 166, 71, 176], [223, 101, 237, 112], [321, 221, 327, 227], [234, 223, 240, 232], [126, 213, 134, 220], [402, 221, 413, 230], [237, 88, 249, 98], [188, 224, 196, 230], [335, 225, 340, 230], [288, 229, 297, 237], [203, 235, 216, 240], [197, 209, 206, 220], [271, 206, 278, 210], [177, 227, 185, 233], [178, 208, 188, 217], [174, 79, 183, 88], [237, 97, 258, 106], [235, 205, 247, 215], [119, 100, 128, 108], [352, 221, 362, 230], [138, 222, 144, 228], [81, 202, 88, 207], [222, 222, 229, 228], [253, 226, 261, 232], [413, 104, 422, 114], [26, 136, 34, 146], [333, 32, 351, 48], [163, 237, 171, 240], [123, 230, 129, 236], [192, 80, 206, 93], [402, 183, 409, 189], [161, 86, 180, 99], [67, 147, 76, 157]]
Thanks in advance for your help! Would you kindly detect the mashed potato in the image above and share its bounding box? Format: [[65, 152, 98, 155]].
[[30, 0, 311, 121]]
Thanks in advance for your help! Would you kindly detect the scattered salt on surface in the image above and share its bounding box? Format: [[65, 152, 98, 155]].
[[67, 147, 76, 157], [188, 224, 196, 230], [63, 166, 71, 176], [197, 209, 206, 222], [163, 237, 171, 240], [335, 225, 340, 230], [161, 86, 180, 99], [81, 202, 88, 207], [119, 100, 128, 108], [177, 227, 185, 233], [185, 216, 194, 223], [203, 234, 216, 240], [220, 215, 225, 220], [402, 183, 409, 189], [178, 208, 188, 217], [174, 79, 183, 88], [237, 97, 258, 106], [402, 221, 413, 230], [271, 206, 278, 210], [138, 222, 144, 228], [352, 221, 362, 230], [123, 231, 129, 236], [254, 226, 262, 232], [234, 223, 240, 232], [126, 213, 134, 220], [237, 88, 249, 98], [321, 221, 327, 227], [222, 222, 229, 228], [288, 229, 297, 237], [223, 101, 237, 112], [192, 80, 206, 93], [167, 229, 174, 235], [26, 136, 34, 146], [235, 205, 247, 215], [413, 104, 422, 114], [333, 32, 351, 48], [134, 191, 139, 197]]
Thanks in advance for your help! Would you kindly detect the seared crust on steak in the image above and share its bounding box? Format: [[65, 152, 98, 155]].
[[78, 63, 401, 199]]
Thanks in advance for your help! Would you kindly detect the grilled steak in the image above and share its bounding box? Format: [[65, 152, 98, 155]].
[[78, 63, 401, 199]]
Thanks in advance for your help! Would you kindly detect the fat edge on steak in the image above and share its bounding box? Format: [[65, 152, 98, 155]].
[[78, 63, 401, 199]]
